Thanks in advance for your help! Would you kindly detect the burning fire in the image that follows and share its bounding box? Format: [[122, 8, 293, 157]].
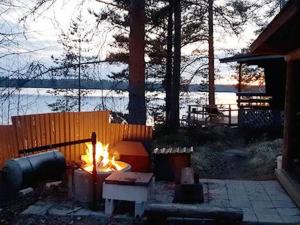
[[81, 142, 123, 172]]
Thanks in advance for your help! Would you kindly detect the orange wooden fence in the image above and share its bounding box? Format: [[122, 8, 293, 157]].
[[0, 111, 152, 168], [0, 125, 18, 168]]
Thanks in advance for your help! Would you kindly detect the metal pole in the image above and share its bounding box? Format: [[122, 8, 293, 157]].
[[91, 132, 97, 210], [229, 105, 232, 126]]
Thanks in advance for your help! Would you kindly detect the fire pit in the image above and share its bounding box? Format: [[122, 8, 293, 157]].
[[72, 141, 131, 204]]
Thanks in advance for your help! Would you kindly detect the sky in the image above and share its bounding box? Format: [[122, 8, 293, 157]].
[[0, 0, 273, 85]]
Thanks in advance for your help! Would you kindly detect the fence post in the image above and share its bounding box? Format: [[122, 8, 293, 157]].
[[91, 132, 97, 210], [229, 105, 232, 126]]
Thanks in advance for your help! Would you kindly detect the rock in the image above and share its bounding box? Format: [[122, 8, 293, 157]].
[[19, 187, 34, 196], [45, 181, 62, 189]]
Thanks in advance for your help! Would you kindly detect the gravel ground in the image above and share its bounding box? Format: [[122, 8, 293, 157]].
[[13, 215, 134, 225]]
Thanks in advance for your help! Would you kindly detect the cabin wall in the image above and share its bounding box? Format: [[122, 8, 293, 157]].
[[264, 60, 286, 110]]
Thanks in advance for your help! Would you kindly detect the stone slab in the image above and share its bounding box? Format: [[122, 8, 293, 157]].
[[202, 179, 300, 225]]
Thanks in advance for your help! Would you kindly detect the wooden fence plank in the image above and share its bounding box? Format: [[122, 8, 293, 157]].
[[0, 111, 153, 167]]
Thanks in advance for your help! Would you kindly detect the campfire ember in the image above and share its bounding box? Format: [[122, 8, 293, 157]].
[[81, 142, 125, 172]]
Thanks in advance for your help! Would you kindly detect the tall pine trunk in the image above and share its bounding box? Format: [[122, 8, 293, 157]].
[[170, 0, 181, 130], [208, 0, 215, 106], [165, 0, 173, 127], [128, 0, 146, 124]]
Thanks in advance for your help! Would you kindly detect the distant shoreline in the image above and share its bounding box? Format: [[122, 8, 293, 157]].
[[0, 77, 263, 93]]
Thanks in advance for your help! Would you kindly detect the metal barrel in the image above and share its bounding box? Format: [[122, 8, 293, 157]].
[[3, 150, 66, 190]]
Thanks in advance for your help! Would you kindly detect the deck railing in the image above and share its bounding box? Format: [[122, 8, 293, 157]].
[[183, 104, 238, 127], [0, 111, 152, 168], [237, 92, 272, 109]]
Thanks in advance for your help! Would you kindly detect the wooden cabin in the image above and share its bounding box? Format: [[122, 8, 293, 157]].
[[244, 0, 300, 207], [220, 54, 286, 128]]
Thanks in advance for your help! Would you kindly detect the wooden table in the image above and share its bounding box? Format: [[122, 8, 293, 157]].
[[102, 172, 154, 217]]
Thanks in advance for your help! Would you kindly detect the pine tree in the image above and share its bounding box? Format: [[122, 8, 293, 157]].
[[47, 12, 97, 112]]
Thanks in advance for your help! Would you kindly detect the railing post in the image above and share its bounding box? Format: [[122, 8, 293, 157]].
[[229, 105, 232, 126], [91, 132, 97, 210], [187, 105, 192, 126]]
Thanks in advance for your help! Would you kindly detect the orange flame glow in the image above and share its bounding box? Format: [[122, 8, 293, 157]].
[[81, 142, 123, 172]]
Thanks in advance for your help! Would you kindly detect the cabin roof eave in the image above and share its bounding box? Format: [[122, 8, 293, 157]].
[[250, 0, 300, 55]]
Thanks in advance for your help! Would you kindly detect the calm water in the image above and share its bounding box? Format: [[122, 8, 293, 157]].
[[0, 88, 237, 125]]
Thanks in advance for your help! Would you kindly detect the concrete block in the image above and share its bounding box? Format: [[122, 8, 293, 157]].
[[45, 181, 62, 189], [19, 187, 34, 196], [22, 201, 53, 215]]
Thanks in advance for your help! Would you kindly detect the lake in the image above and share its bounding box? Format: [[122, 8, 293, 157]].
[[0, 88, 238, 125]]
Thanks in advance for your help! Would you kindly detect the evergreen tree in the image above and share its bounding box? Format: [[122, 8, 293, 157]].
[[47, 12, 97, 112]]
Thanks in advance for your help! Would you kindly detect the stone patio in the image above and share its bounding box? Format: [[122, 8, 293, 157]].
[[200, 179, 300, 224], [20, 179, 300, 225]]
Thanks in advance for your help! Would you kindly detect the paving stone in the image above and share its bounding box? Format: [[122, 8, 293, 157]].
[[250, 200, 274, 209], [269, 193, 292, 201], [247, 192, 270, 201], [228, 191, 249, 200], [226, 182, 246, 192], [282, 215, 300, 223], [256, 213, 283, 224], [243, 209, 258, 223], [277, 208, 300, 216], [253, 207, 277, 214], [229, 199, 252, 208], [273, 199, 297, 208], [208, 198, 230, 207], [48, 206, 83, 216], [22, 201, 53, 215]]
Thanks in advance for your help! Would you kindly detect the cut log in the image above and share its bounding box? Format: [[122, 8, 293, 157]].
[[167, 217, 215, 225], [145, 203, 243, 225]]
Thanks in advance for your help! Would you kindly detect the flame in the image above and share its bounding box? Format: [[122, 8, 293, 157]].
[[81, 142, 123, 172]]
